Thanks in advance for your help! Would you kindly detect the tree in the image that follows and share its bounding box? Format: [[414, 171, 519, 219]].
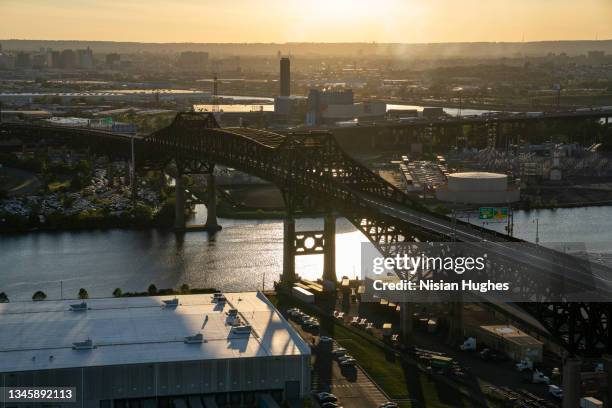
[[112, 288, 123, 298], [0, 292, 8, 303], [78, 288, 89, 299], [180, 284, 190, 294], [32, 291, 47, 301], [147, 284, 158, 296]]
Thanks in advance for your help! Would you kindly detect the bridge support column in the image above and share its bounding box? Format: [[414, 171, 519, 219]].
[[400, 301, 414, 345], [322, 213, 336, 287], [282, 210, 296, 286], [174, 172, 186, 231], [447, 294, 464, 345], [604, 354, 612, 406], [204, 172, 222, 232], [562, 356, 581, 408]]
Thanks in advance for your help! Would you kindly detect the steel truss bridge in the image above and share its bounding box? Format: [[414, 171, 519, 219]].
[[2, 112, 612, 357]]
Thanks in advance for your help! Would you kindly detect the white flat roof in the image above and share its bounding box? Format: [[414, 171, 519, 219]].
[[448, 172, 506, 179], [0, 292, 309, 373]]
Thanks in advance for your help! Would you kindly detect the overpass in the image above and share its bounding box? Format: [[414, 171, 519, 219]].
[[327, 107, 612, 151], [2, 113, 612, 359], [385, 107, 612, 126]]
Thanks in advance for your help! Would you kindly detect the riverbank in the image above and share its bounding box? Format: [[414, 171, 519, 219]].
[[519, 181, 612, 210], [0, 202, 170, 234]]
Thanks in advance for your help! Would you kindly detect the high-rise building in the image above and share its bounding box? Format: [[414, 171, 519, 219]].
[[15, 52, 31, 69], [60, 49, 76, 69], [280, 57, 290, 97], [31, 53, 47, 69], [50, 51, 61, 68], [77, 47, 94, 69], [0, 53, 15, 70]]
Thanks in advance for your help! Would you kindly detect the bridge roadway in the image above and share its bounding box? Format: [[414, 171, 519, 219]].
[[359, 192, 612, 295]]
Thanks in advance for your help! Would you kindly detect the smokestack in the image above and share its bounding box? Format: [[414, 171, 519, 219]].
[[280, 57, 290, 97]]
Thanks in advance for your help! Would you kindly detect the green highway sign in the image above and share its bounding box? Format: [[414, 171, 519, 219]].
[[479, 207, 508, 221]]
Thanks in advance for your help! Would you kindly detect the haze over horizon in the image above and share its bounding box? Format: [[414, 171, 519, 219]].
[[2, 0, 611, 44]]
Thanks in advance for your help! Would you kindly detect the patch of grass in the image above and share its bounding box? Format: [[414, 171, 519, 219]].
[[269, 294, 477, 408], [335, 327, 471, 408]]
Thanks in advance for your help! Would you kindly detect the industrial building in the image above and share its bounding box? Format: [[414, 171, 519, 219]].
[[435, 171, 520, 204], [472, 325, 544, 362], [305, 88, 386, 126], [0, 292, 311, 407]]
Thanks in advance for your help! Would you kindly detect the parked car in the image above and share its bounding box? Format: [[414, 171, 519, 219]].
[[337, 355, 353, 362], [315, 392, 335, 401], [548, 385, 563, 399], [319, 395, 338, 403], [319, 336, 334, 343]]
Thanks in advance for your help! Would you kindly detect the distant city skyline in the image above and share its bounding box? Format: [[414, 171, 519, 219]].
[[1, 0, 611, 44]]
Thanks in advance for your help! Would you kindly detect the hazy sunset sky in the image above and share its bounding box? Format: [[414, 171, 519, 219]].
[[1, 0, 611, 43]]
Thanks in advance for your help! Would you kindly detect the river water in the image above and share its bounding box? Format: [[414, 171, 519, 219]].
[[1, 205, 611, 301]]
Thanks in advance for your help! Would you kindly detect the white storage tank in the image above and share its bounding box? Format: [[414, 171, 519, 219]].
[[436, 172, 519, 204]]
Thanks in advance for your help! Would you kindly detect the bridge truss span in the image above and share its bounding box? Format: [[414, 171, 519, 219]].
[[2, 112, 612, 355]]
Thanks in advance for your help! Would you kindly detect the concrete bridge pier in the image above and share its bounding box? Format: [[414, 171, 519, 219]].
[[282, 210, 297, 285], [604, 354, 612, 406], [447, 295, 464, 345], [562, 356, 581, 408], [204, 172, 222, 232], [322, 213, 336, 287], [400, 301, 414, 345], [174, 172, 186, 231]]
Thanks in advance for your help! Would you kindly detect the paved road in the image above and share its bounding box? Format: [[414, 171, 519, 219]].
[[284, 314, 391, 408]]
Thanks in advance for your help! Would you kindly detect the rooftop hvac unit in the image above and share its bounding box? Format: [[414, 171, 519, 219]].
[[70, 302, 88, 311], [184, 333, 205, 344], [163, 298, 179, 307], [231, 325, 252, 335], [72, 339, 94, 350]]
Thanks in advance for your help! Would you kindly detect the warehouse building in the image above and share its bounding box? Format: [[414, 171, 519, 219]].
[[0, 292, 310, 407]]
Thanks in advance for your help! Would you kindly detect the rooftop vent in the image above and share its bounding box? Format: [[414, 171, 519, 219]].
[[70, 302, 87, 311], [72, 339, 94, 350], [231, 325, 252, 335], [163, 298, 179, 307], [184, 333, 205, 344]]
